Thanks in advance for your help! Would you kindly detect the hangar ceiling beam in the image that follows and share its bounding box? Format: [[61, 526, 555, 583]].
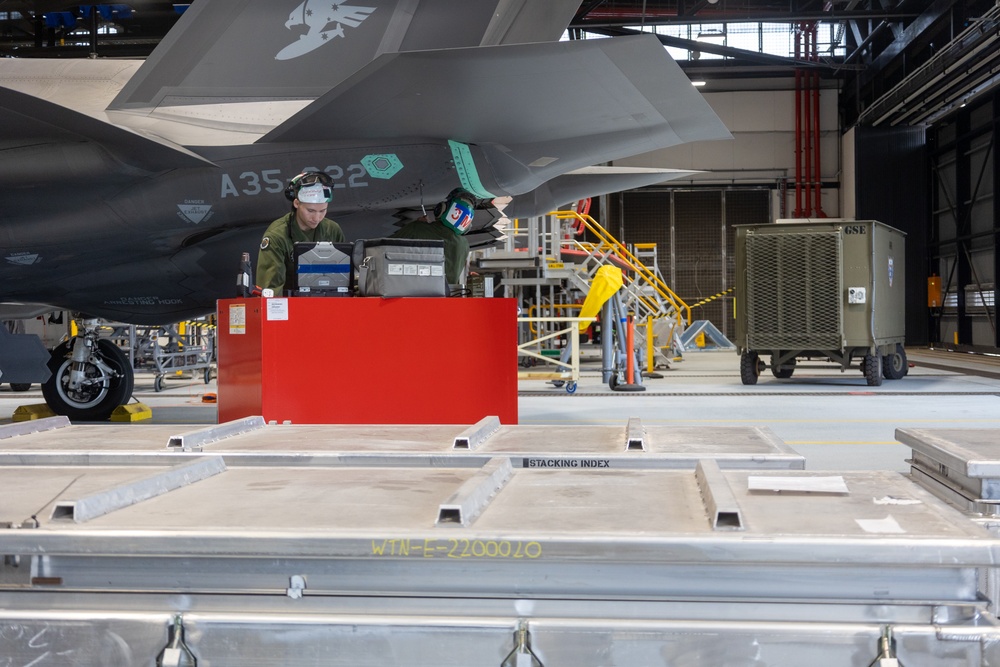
[[587, 25, 834, 71], [857, 0, 961, 91]]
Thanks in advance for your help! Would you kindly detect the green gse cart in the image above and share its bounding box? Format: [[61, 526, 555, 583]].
[[735, 219, 906, 386]]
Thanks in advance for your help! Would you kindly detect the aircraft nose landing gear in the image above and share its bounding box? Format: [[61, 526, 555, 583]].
[[41, 319, 134, 421]]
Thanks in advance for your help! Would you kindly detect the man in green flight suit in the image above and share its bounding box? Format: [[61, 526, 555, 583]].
[[257, 171, 346, 295], [390, 189, 477, 285]]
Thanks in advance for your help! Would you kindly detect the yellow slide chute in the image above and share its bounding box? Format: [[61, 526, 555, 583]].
[[577, 265, 623, 332]]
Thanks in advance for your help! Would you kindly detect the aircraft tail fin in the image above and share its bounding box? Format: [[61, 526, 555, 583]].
[[109, 0, 580, 111]]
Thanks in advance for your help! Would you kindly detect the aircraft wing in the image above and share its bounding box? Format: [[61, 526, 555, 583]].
[[258, 35, 731, 196], [0, 85, 213, 176]]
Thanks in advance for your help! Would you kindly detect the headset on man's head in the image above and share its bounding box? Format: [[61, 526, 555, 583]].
[[434, 189, 478, 235], [284, 171, 334, 203]]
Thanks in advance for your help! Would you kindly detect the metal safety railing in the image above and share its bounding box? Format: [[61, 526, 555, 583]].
[[517, 316, 595, 394], [549, 210, 692, 369], [490, 210, 693, 371], [552, 210, 692, 326]]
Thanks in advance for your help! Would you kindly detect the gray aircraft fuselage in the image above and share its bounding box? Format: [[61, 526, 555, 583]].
[[0, 139, 470, 323]]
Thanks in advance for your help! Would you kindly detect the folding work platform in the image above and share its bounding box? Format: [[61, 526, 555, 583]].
[[2, 417, 1000, 665]]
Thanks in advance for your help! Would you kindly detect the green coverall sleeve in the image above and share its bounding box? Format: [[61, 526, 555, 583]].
[[256, 236, 288, 293], [444, 235, 470, 284]]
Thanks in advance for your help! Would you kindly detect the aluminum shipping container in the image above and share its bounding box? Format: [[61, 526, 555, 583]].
[[2, 417, 1000, 665]]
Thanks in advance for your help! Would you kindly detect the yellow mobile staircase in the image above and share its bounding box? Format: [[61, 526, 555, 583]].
[[549, 210, 691, 370], [478, 210, 694, 373]]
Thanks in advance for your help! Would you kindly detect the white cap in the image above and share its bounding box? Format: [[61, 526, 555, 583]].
[[297, 183, 332, 204]]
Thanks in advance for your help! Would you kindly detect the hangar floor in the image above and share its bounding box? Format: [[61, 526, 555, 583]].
[[1, 347, 998, 473]]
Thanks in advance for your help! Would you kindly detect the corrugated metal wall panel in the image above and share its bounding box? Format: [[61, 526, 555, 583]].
[[611, 188, 770, 338]]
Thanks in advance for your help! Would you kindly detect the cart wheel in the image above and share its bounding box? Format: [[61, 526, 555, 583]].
[[551, 380, 565, 388], [154, 375, 164, 393], [566, 381, 577, 394], [882, 344, 907, 380], [204, 367, 212, 384], [771, 356, 796, 379], [608, 373, 619, 390], [740, 351, 761, 385], [862, 353, 883, 386], [9, 383, 31, 392]]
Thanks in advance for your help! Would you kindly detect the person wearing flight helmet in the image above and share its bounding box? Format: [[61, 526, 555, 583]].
[[257, 171, 346, 295], [390, 188, 477, 285]]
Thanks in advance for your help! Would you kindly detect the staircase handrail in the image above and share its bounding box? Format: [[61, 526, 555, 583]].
[[553, 210, 693, 325]]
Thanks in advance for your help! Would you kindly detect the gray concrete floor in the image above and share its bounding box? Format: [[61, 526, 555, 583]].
[[1, 347, 998, 473]]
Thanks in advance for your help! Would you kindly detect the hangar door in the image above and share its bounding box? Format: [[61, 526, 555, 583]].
[[928, 97, 999, 351], [605, 188, 772, 340]]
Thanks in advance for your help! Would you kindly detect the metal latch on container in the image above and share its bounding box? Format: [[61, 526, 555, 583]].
[[501, 620, 543, 667], [1, 519, 39, 587], [286, 574, 307, 599], [867, 626, 901, 667], [156, 614, 197, 667]]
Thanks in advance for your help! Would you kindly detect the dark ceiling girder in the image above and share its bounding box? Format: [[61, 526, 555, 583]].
[[573, 0, 609, 24], [571, 10, 920, 28], [587, 25, 833, 71], [845, 20, 891, 64], [679, 0, 711, 19], [858, 0, 961, 89], [857, 5, 1000, 126]]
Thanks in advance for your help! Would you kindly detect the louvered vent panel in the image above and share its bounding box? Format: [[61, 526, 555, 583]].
[[746, 231, 842, 350]]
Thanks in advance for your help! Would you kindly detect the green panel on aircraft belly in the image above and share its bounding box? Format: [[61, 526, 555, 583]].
[[361, 153, 403, 179], [448, 140, 495, 199]]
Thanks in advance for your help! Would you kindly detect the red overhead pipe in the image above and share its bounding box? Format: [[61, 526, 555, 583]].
[[793, 25, 803, 217], [801, 23, 812, 217], [811, 23, 826, 217]]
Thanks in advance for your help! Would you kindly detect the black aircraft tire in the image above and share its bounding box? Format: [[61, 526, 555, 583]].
[[862, 352, 883, 387], [883, 344, 907, 380], [42, 339, 134, 421], [740, 351, 760, 385]]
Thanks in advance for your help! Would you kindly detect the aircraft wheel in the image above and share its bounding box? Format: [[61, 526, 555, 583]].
[[882, 344, 907, 380], [862, 352, 883, 387], [740, 351, 761, 385], [42, 339, 134, 421]]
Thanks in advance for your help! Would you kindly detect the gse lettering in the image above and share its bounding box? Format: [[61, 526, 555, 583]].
[[844, 225, 866, 235]]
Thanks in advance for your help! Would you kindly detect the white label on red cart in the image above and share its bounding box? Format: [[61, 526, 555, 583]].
[[229, 303, 246, 335], [266, 298, 289, 321]]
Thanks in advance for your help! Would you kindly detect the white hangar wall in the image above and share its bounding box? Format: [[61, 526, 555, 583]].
[[613, 83, 844, 219]]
